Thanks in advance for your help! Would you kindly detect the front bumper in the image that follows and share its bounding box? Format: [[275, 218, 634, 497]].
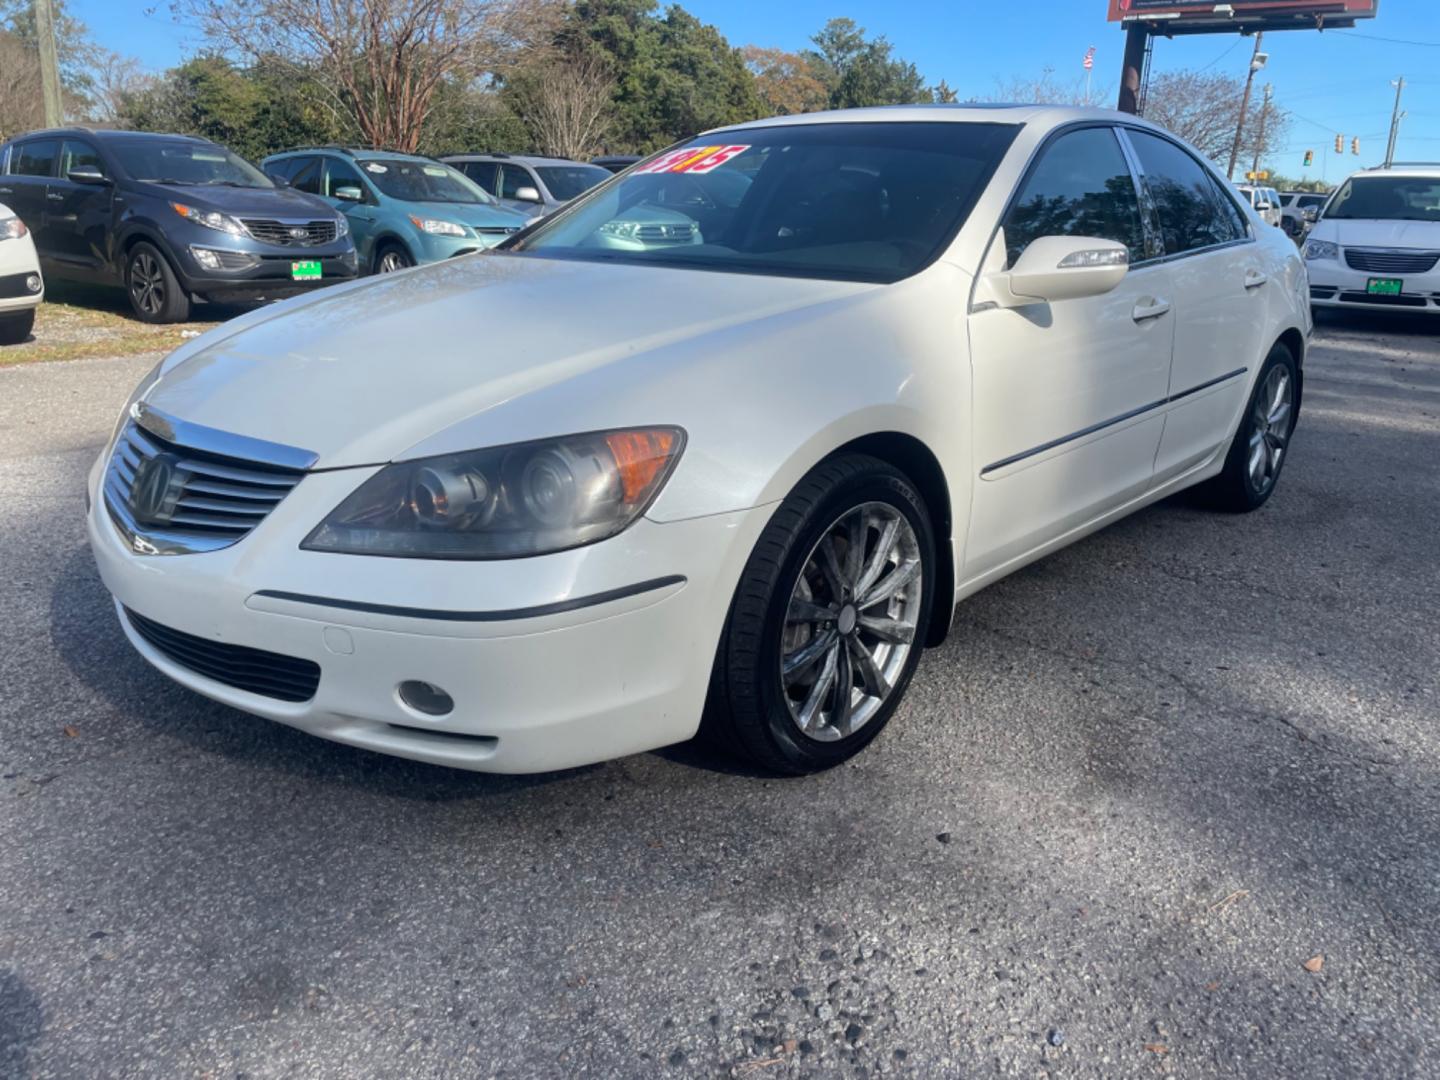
[[173, 245, 359, 302], [86, 450, 771, 773], [1308, 258, 1440, 314]]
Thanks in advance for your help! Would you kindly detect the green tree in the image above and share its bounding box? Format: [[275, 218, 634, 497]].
[[805, 17, 932, 110]]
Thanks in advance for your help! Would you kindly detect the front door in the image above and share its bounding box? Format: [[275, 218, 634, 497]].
[[1123, 129, 1269, 483], [321, 157, 378, 263], [965, 125, 1175, 581]]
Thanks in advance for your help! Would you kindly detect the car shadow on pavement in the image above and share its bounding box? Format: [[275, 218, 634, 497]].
[[0, 969, 44, 1079], [45, 545, 603, 802]]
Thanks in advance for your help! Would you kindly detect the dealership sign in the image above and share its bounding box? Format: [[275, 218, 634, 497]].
[[1108, 0, 1379, 22]]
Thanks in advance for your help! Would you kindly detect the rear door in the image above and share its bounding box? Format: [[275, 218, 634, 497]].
[[965, 125, 1175, 580], [46, 139, 113, 270], [1122, 129, 1269, 484], [0, 139, 59, 254]]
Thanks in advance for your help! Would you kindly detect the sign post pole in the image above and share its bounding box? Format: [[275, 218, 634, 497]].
[[1118, 24, 1148, 115]]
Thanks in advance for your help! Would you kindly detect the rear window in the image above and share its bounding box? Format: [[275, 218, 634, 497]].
[[1326, 176, 1440, 223], [14, 140, 59, 177], [509, 121, 1021, 284]]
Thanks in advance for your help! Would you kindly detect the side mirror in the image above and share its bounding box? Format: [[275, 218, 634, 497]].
[[67, 165, 108, 185], [334, 185, 363, 203], [1302, 207, 1319, 222], [513, 185, 542, 203], [986, 236, 1129, 308], [266, 172, 290, 187]]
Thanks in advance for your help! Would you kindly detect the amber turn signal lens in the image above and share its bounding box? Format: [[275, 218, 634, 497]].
[[605, 429, 680, 503]]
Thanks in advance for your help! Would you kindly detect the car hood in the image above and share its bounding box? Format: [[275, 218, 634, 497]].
[[142, 255, 870, 468], [1323, 218, 1440, 248], [141, 182, 338, 218], [409, 202, 529, 228]]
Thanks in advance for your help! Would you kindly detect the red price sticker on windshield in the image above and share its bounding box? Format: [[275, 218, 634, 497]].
[[636, 144, 750, 175]]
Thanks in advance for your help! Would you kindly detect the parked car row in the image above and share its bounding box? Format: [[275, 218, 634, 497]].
[[0, 127, 633, 328]]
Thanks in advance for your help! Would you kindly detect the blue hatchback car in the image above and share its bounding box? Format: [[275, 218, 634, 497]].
[[261, 148, 533, 273]]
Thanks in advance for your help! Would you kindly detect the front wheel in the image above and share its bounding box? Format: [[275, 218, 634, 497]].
[[703, 454, 936, 775], [1199, 342, 1299, 512], [373, 243, 413, 274], [0, 307, 35, 345], [126, 242, 190, 324]]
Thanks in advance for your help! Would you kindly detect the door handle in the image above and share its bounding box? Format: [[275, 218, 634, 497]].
[[1132, 298, 1171, 322], [46, 192, 65, 202], [0, 186, 12, 194], [1244, 269, 1269, 289]]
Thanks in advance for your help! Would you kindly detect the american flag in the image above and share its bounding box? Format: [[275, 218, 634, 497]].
[[1083, 46, 1096, 71]]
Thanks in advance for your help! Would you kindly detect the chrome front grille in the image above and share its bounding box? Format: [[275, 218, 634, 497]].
[[634, 223, 697, 244], [241, 219, 338, 246], [103, 408, 312, 555], [475, 226, 521, 236], [1343, 248, 1440, 274]]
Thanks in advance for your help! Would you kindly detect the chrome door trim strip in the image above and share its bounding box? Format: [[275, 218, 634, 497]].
[[980, 366, 1247, 477]]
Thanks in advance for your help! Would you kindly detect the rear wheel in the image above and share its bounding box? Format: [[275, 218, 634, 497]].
[[1199, 342, 1298, 512], [703, 454, 936, 774], [126, 242, 190, 324], [0, 307, 35, 345]]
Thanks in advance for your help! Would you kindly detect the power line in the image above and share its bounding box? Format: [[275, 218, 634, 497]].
[[1332, 31, 1440, 48], [1196, 37, 1244, 73]]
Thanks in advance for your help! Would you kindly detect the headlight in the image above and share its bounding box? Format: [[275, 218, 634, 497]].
[[0, 216, 28, 240], [335, 214, 350, 238], [409, 215, 466, 237], [1303, 239, 1338, 261], [170, 202, 247, 237], [303, 427, 685, 559]]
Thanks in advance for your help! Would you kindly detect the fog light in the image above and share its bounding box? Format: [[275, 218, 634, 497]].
[[25, 274, 41, 293], [399, 680, 454, 716], [190, 246, 221, 271]]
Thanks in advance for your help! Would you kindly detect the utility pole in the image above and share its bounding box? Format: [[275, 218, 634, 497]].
[[1384, 77, 1406, 169], [34, 0, 64, 128], [1250, 85, 1273, 181], [1118, 24, 1147, 115], [1227, 32, 1267, 181]]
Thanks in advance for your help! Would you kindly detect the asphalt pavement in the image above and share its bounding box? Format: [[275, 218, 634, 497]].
[[1, 308, 1437, 1078]]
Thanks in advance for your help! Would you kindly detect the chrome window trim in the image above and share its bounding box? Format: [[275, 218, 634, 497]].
[[133, 402, 319, 471]]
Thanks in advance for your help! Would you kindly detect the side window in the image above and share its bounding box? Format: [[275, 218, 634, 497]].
[[461, 161, 497, 193], [264, 157, 299, 183], [1, 143, 10, 174], [499, 164, 534, 200], [325, 158, 368, 200], [1207, 175, 1249, 242], [60, 140, 104, 177], [14, 140, 59, 178], [289, 157, 321, 195], [1127, 131, 1235, 255], [1002, 127, 1146, 265]]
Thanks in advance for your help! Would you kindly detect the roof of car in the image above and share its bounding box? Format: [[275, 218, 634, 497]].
[[1347, 164, 1440, 179], [703, 103, 1153, 136], [264, 146, 440, 164], [5, 127, 209, 143], [440, 153, 597, 167]]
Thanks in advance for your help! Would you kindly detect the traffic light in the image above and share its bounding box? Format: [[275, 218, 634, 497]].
[[1352, 137, 1360, 156], [1304, 149, 1314, 167], [1335, 134, 1344, 154]]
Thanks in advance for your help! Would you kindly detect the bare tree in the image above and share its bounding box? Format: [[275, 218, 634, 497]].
[[1144, 69, 1290, 167], [742, 45, 827, 117], [176, 0, 558, 151], [509, 54, 614, 159], [88, 50, 152, 124], [985, 67, 1104, 107], [0, 30, 41, 140]]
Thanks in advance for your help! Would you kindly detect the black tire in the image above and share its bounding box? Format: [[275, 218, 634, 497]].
[[373, 242, 414, 274], [0, 307, 35, 345], [1198, 341, 1299, 512], [126, 242, 190, 324], [702, 454, 936, 775]]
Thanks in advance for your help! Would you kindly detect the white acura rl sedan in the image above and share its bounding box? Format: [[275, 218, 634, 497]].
[[88, 105, 1309, 775]]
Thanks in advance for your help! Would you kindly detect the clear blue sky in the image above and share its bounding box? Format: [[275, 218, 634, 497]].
[[73, 0, 1440, 182]]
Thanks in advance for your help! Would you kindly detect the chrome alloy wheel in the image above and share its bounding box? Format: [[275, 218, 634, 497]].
[[1248, 365, 1293, 494], [130, 251, 165, 317], [378, 249, 410, 273], [780, 502, 923, 742]]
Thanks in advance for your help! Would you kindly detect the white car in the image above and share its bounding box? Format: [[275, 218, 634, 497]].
[[1278, 191, 1328, 239], [0, 201, 43, 344], [87, 106, 1310, 775], [1237, 184, 1283, 228], [1304, 165, 1440, 314]]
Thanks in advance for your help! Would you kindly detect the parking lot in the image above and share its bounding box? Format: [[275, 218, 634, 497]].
[[0, 310, 1436, 1077]]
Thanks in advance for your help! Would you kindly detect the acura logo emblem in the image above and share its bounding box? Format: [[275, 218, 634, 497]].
[[129, 452, 184, 525]]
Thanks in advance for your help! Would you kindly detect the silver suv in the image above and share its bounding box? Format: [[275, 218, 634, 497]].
[[441, 154, 612, 215]]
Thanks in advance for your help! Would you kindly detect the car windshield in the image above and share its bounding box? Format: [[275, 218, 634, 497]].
[[361, 159, 493, 204], [506, 121, 1020, 284], [112, 141, 271, 188], [536, 164, 611, 202], [1325, 176, 1440, 222]]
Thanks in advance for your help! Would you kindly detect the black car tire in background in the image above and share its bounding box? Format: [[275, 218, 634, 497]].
[[126, 242, 191, 324], [0, 308, 35, 345], [374, 242, 414, 275]]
